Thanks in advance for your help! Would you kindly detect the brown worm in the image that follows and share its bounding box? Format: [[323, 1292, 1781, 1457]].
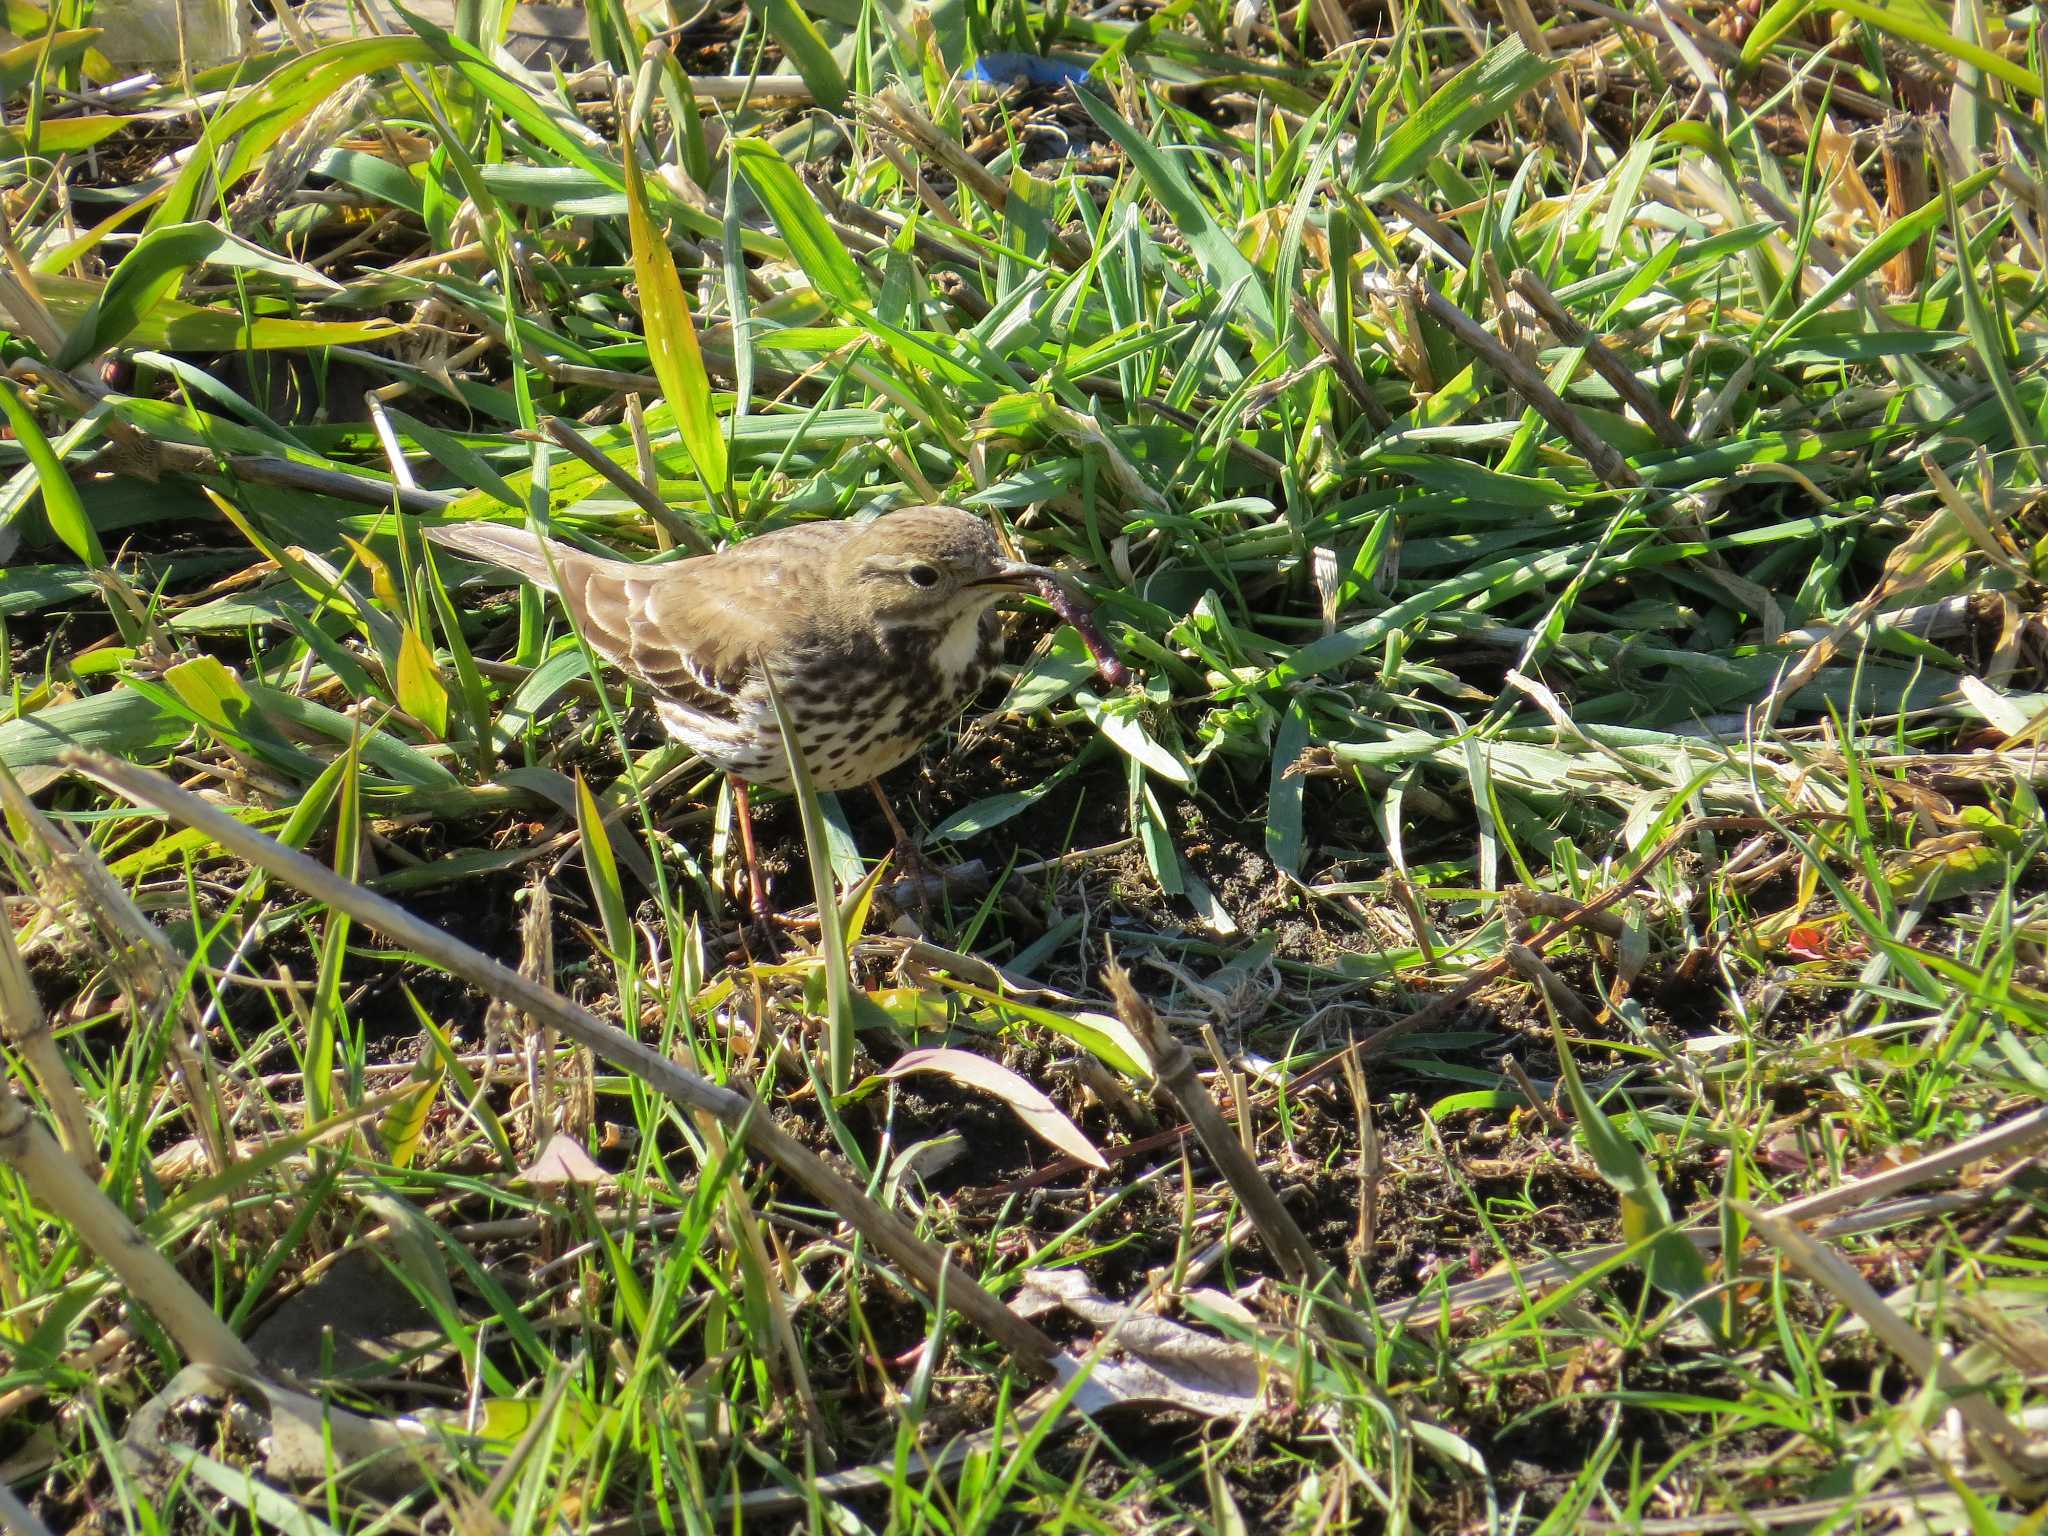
[[1037, 576, 1129, 687]]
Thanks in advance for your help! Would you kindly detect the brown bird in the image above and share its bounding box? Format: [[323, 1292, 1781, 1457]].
[[428, 506, 1061, 921]]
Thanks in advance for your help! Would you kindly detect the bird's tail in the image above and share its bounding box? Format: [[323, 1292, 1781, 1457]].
[[425, 522, 570, 592], [425, 522, 664, 692]]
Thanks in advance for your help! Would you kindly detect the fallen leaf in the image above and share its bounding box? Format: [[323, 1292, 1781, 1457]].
[[1783, 926, 1826, 960], [1958, 674, 2045, 740], [126, 1363, 424, 1493], [1018, 1268, 1264, 1420], [516, 1133, 611, 1187], [883, 1048, 1107, 1170], [1761, 1133, 1811, 1173], [248, 1249, 446, 1381]]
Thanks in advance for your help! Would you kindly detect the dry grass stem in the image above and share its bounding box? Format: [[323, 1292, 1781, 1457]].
[[67, 751, 1059, 1377]]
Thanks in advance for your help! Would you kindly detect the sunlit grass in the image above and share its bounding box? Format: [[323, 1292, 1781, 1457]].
[[2, 0, 2047, 1531]]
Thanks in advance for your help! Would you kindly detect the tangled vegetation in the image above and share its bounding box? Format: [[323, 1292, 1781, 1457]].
[[3, 0, 2048, 1530]]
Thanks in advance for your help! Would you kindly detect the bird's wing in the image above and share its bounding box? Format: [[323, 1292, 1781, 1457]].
[[427, 521, 710, 697], [429, 518, 852, 717], [615, 523, 852, 702]]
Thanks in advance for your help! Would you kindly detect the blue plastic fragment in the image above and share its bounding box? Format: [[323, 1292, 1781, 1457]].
[[964, 52, 1093, 89]]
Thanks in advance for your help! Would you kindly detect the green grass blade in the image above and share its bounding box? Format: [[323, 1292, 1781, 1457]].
[[742, 0, 848, 111], [762, 670, 854, 1098], [1551, 1024, 1718, 1339], [731, 138, 868, 310], [1355, 36, 1559, 192], [1075, 86, 1274, 339], [574, 768, 636, 973], [1762, 163, 1999, 352], [0, 380, 101, 567], [1266, 699, 1311, 882], [1829, 0, 2042, 96], [152, 37, 440, 228], [54, 222, 338, 369]]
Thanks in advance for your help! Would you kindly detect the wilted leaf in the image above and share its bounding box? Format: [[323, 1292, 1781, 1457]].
[[394, 624, 449, 740], [883, 1047, 1106, 1169], [377, 1067, 444, 1170], [130, 1363, 421, 1491], [0, 114, 123, 154], [452, 1395, 621, 1457], [1880, 832, 2007, 907], [1958, 675, 2047, 740], [36, 274, 405, 352], [622, 127, 727, 496], [516, 1132, 610, 1187], [1017, 1268, 1264, 1420], [862, 986, 950, 1032]]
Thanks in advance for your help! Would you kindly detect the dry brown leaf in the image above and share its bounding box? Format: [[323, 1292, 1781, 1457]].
[[516, 1132, 610, 1187], [883, 1048, 1106, 1170], [1018, 1269, 1264, 1420]]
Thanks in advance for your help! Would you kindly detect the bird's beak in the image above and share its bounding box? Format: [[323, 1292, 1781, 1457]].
[[973, 559, 1059, 592]]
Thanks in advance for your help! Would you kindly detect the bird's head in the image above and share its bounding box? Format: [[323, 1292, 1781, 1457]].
[[835, 506, 1055, 628]]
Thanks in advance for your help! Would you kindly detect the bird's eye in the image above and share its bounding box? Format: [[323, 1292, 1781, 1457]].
[[906, 564, 941, 589]]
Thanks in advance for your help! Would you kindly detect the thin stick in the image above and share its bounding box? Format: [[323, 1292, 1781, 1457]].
[[538, 415, 712, 554], [64, 751, 1059, 1379], [1340, 1049, 1380, 1277], [868, 87, 1089, 268], [1512, 889, 1631, 939], [0, 890, 100, 1174], [729, 774, 774, 923], [1104, 959, 1375, 1351], [0, 765, 232, 1177], [1768, 1103, 2048, 1227], [86, 432, 454, 514], [1504, 943, 1602, 1033], [1105, 961, 1323, 1283], [1387, 1106, 2048, 1326], [1509, 267, 1686, 448], [1289, 295, 1392, 430], [1365, 270, 1643, 492], [1297, 814, 1830, 1086], [1503, 1056, 1568, 1134]]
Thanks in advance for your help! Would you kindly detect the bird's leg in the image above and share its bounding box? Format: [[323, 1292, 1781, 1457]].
[[868, 780, 944, 901], [728, 775, 775, 926]]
